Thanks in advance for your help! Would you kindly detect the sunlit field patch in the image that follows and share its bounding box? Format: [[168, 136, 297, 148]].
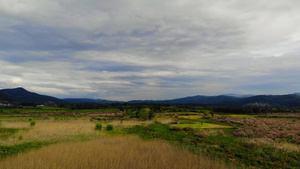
[[178, 115, 201, 119], [171, 123, 231, 129]]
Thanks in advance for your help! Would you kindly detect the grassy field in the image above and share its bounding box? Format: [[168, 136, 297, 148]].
[[126, 122, 300, 169], [0, 109, 299, 168], [0, 115, 233, 169], [0, 136, 232, 169]]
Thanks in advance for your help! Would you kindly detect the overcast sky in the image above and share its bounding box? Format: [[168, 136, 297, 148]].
[[1, 0, 300, 101]]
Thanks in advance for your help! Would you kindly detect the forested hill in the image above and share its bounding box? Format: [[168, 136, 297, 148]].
[[62, 98, 121, 104], [1, 87, 300, 107], [128, 94, 300, 106], [0, 87, 62, 104]]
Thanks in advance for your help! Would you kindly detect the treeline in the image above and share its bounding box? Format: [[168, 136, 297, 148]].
[[212, 106, 300, 115]]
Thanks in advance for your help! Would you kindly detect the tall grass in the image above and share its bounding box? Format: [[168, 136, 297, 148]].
[[0, 136, 231, 169], [0, 119, 172, 145], [0, 120, 102, 145]]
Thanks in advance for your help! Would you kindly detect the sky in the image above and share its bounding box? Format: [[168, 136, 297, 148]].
[[1, 0, 300, 101]]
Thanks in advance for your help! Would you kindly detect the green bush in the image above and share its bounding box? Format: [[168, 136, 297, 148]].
[[95, 123, 102, 130], [137, 108, 150, 120], [106, 124, 114, 131], [18, 136, 23, 141], [30, 121, 36, 126]]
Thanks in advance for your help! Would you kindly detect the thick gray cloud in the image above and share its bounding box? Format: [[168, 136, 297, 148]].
[[1, 0, 300, 100]]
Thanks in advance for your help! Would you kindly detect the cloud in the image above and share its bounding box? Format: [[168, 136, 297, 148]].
[[0, 0, 300, 100], [12, 77, 22, 84]]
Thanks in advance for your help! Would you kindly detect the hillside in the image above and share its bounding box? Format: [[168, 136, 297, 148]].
[[0, 87, 62, 104], [0, 93, 15, 102], [63, 98, 121, 104], [234, 94, 300, 107]]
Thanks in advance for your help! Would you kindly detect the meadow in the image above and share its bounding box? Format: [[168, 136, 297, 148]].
[[0, 107, 299, 169]]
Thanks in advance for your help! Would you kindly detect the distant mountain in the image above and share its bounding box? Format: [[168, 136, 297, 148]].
[[63, 98, 122, 104], [294, 93, 300, 96], [164, 95, 239, 104], [1, 87, 300, 107], [0, 87, 62, 104], [0, 93, 15, 102], [127, 94, 300, 106], [231, 94, 300, 107], [223, 94, 254, 98], [128, 95, 239, 104]]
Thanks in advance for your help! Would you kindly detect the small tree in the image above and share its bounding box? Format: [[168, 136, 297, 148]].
[[137, 108, 150, 120], [95, 123, 102, 130], [106, 124, 114, 131], [124, 109, 135, 118], [30, 121, 36, 126]]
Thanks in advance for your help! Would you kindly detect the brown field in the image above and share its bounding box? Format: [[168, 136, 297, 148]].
[[0, 136, 232, 169], [214, 116, 300, 144]]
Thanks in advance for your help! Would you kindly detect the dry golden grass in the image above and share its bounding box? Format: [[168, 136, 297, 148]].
[[107, 118, 173, 127], [0, 120, 101, 145], [246, 138, 300, 152], [0, 136, 232, 169], [0, 119, 172, 145]]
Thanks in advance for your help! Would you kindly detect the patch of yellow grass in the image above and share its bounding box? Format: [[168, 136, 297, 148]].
[[178, 115, 201, 119], [0, 120, 101, 145], [246, 138, 300, 152], [0, 119, 172, 145], [272, 142, 300, 152], [0, 136, 233, 169]]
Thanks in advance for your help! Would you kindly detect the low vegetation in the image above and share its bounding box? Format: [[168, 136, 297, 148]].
[[0, 106, 299, 169], [106, 124, 114, 131], [214, 116, 300, 144], [125, 122, 300, 169], [95, 123, 102, 130]]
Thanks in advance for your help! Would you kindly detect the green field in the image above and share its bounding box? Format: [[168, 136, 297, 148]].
[[171, 123, 231, 129]]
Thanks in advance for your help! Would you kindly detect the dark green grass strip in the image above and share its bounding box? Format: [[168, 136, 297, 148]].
[[0, 142, 51, 159], [0, 128, 20, 139]]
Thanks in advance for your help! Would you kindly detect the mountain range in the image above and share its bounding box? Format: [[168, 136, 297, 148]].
[[1, 87, 300, 107]]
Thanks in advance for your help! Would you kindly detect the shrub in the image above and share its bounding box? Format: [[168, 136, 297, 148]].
[[183, 127, 194, 132], [106, 124, 114, 131], [194, 131, 206, 138], [95, 123, 102, 130], [218, 130, 225, 136], [202, 115, 211, 119], [137, 108, 150, 120], [30, 121, 36, 126], [171, 126, 183, 131], [18, 136, 23, 141]]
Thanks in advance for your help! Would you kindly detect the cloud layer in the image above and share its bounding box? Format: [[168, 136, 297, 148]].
[[1, 0, 300, 100]]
